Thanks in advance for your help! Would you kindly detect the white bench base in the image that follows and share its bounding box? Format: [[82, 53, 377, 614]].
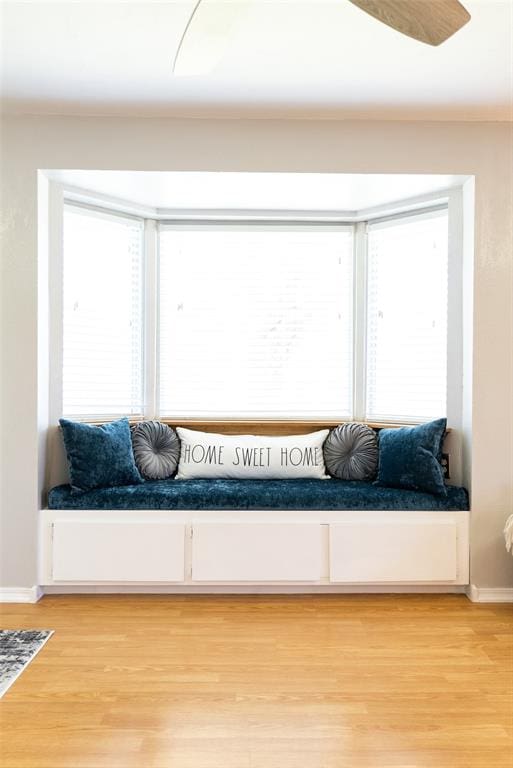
[[40, 508, 469, 589]]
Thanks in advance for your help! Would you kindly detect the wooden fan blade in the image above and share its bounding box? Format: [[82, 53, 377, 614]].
[[348, 0, 471, 46]]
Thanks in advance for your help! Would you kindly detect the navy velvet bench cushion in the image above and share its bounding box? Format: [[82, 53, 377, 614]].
[[48, 478, 469, 512]]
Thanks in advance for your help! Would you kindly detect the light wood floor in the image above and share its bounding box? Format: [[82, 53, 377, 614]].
[[1, 595, 512, 768]]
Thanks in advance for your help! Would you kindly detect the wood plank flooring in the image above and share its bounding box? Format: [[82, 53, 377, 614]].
[[0, 595, 512, 768]]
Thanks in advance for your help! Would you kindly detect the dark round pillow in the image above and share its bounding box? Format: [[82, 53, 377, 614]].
[[323, 423, 378, 481], [131, 421, 181, 480]]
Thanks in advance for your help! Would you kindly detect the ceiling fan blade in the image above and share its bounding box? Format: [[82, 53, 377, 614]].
[[173, 0, 252, 76], [347, 0, 471, 46]]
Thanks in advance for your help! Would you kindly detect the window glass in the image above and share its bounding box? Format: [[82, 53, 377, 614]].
[[62, 204, 144, 417], [158, 226, 354, 418], [366, 210, 448, 422]]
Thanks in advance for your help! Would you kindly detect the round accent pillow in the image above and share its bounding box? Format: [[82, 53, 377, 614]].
[[323, 423, 378, 481], [131, 421, 181, 480]]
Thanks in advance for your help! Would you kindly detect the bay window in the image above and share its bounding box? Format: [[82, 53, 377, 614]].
[[61, 201, 450, 424]]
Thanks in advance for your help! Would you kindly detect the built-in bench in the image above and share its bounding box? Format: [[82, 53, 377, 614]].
[[48, 478, 469, 512], [41, 478, 469, 591]]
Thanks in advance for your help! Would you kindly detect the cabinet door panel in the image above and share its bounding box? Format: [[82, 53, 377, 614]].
[[330, 521, 457, 582], [53, 520, 185, 582], [192, 523, 322, 581]]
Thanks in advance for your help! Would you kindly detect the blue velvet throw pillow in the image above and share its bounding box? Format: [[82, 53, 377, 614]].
[[375, 418, 447, 497], [59, 417, 143, 495]]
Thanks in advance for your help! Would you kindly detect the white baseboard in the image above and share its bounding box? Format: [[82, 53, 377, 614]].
[[42, 584, 467, 596], [4, 584, 511, 602], [0, 586, 43, 604], [467, 584, 513, 603]]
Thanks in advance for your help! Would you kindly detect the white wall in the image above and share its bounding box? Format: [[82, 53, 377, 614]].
[[1, 115, 512, 590]]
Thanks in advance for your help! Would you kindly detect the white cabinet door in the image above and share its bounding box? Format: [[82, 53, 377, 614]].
[[52, 520, 185, 582], [330, 520, 457, 583], [192, 523, 323, 582]]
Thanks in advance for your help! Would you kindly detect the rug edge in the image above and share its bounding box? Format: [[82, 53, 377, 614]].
[[0, 630, 54, 699]]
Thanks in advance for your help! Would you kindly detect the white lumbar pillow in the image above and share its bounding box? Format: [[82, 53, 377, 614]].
[[175, 428, 330, 480]]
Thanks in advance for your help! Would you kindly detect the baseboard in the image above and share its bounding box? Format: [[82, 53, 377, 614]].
[[467, 584, 513, 603], [42, 584, 467, 596], [6, 584, 509, 602], [0, 586, 43, 604]]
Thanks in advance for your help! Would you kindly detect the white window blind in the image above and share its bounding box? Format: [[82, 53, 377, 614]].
[[62, 204, 144, 417], [158, 226, 354, 418], [365, 209, 449, 423]]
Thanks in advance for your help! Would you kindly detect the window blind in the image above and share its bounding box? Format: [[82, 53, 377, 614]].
[[62, 204, 144, 417], [365, 209, 449, 423], [158, 226, 354, 418]]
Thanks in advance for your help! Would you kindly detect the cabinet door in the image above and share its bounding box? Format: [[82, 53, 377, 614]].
[[330, 520, 457, 583], [192, 523, 323, 582], [53, 520, 185, 582]]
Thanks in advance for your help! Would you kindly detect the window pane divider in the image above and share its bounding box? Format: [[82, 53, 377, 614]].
[[352, 221, 367, 422], [143, 218, 158, 420]]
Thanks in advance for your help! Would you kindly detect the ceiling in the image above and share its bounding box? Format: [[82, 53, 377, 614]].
[[2, 0, 512, 121], [46, 170, 469, 211]]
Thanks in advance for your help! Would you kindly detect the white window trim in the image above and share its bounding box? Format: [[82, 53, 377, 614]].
[[352, 220, 367, 423], [50, 183, 462, 433], [143, 218, 158, 420], [48, 181, 64, 429]]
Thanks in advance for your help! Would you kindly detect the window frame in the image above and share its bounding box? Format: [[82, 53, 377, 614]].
[[53, 184, 461, 430]]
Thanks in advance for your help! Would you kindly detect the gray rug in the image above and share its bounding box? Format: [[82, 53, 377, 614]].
[[0, 629, 53, 697]]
